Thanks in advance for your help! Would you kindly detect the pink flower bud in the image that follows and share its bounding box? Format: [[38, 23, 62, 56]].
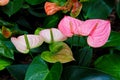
[[87, 19, 111, 48], [58, 16, 83, 37], [11, 35, 44, 53], [39, 28, 67, 43], [0, 0, 9, 6]]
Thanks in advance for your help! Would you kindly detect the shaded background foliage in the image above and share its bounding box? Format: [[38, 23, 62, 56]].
[[0, 0, 120, 80]]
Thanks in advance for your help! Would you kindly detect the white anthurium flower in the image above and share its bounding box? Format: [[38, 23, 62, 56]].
[[11, 35, 44, 53], [39, 28, 67, 43]]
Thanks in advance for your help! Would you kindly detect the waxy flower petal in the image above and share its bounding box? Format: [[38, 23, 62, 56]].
[[39, 29, 51, 43], [58, 16, 83, 37], [78, 19, 99, 36], [0, 0, 9, 6], [39, 28, 67, 43], [87, 20, 111, 48], [11, 35, 44, 53]]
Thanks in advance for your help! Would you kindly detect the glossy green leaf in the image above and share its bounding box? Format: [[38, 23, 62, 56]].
[[25, 56, 49, 80], [25, 0, 45, 5], [66, 36, 87, 47], [116, 0, 120, 18], [104, 31, 120, 47], [2, 0, 24, 17], [95, 53, 120, 79], [0, 57, 12, 70], [62, 66, 115, 80], [0, 40, 14, 59], [43, 14, 61, 28], [7, 65, 28, 80], [78, 47, 93, 66], [41, 42, 74, 63], [28, 8, 46, 18], [45, 62, 62, 80], [25, 56, 63, 80], [49, 42, 63, 53], [82, 0, 113, 19]]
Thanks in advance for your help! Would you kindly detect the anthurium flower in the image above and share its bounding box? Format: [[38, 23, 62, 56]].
[[78, 19, 100, 36], [11, 35, 44, 53], [87, 19, 111, 48], [39, 28, 67, 43], [0, 0, 9, 6], [58, 16, 111, 48], [44, 2, 66, 15], [58, 16, 83, 37]]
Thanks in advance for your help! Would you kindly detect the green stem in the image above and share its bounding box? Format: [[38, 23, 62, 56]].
[[24, 34, 30, 49], [24, 34, 33, 58], [50, 29, 54, 43]]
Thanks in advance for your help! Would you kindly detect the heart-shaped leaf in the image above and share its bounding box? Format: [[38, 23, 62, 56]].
[[25, 56, 62, 80], [41, 42, 74, 63], [25, 56, 49, 80]]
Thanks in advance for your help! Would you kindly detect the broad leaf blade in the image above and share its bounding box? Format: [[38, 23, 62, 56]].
[[43, 14, 61, 28], [2, 0, 24, 17], [45, 62, 62, 80], [0, 40, 14, 59], [62, 66, 115, 80], [0, 57, 12, 70], [95, 53, 120, 79], [78, 47, 93, 66], [104, 31, 120, 47], [25, 56, 49, 80], [7, 65, 28, 80], [82, 0, 113, 19]]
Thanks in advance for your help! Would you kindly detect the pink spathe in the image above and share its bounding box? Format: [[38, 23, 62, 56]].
[[11, 35, 44, 53], [78, 19, 99, 36], [39, 28, 67, 43], [58, 16, 83, 37], [87, 19, 111, 48], [58, 16, 111, 48]]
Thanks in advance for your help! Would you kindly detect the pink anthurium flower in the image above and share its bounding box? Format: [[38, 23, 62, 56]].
[[87, 19, 111, 48], [11, 35, 44, 53], [58, 16, 83, 37], [39, 28, 67, 43], [78, 19, 100, 36]]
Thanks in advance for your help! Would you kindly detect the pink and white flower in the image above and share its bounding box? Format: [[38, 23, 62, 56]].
[[11, 35, 44, 53], [39, 28, 67, 43]]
